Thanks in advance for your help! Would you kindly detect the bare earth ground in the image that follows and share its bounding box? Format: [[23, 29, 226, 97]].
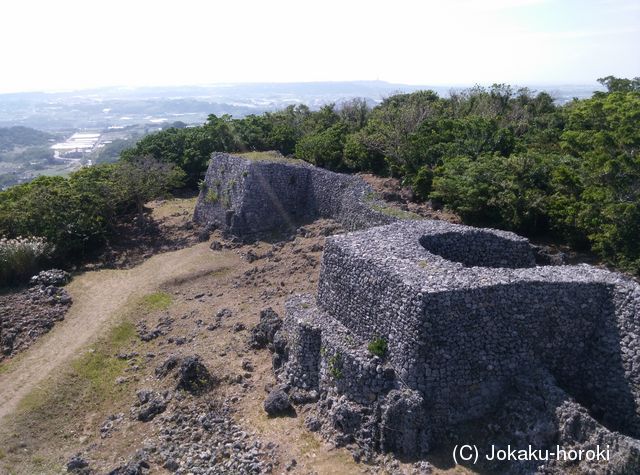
[[0, 197, 473, 474]]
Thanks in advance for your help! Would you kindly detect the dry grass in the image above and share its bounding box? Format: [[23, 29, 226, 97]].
[[148, 195, 197, 220], [235, 151, 302, 165], [371, 203, 424, 220]]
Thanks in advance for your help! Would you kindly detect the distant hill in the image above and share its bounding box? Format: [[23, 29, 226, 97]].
[[0, 126, 54, 152]]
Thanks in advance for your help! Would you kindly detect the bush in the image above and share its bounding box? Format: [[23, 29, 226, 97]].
[[0, 236, 52, 287], [431, 153, 554, 234], [0, 158, 183, 273], [367, 337, 388, 358], [411, 166, 434, 201]]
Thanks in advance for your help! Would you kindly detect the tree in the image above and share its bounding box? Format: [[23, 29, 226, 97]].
[[112, 156, 185, 219], [339, 98, 370, 132], [360, 90, 443, 176], [597, 76, 640, 93], [295, 123, 348, 170]]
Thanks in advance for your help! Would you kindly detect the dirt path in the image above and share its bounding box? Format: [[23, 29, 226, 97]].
[[0, 242, 234, 421]]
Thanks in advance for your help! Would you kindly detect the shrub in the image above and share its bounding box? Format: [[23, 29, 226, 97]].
[[206, 189, 218, 203], [327, 352, 343, 379], [0, 236, 52, 287], [0, 158, 183, 272], [367, 337, 388, 358]]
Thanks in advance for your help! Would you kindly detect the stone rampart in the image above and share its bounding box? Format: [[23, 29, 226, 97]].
[[276, 220, 640, 470], [193, 152, 395, 236]]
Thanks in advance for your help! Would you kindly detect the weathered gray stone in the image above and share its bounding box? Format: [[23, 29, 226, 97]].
[[263, 388, 291, 416], [275, 219, 640, 472], [193, 152, 395, 236], [175, 355, 214, 394]]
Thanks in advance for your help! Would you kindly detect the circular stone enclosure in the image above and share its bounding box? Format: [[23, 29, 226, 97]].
[[419, 231, 535, 268]]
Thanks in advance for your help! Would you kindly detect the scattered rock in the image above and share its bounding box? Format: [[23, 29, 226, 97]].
[[209, 240, 223, 251], [216, 308, 233, 319], [155, 355, 180, 379], [246, 249, 259, 262], [304, 415, 322, 432], [285, 459, 297, 471], [134, 390, 168, 422], [0, 283, 72, 360], [154, 396, 275, 473], [107, 450, 150, 475], [232, 322, 246, 332], [163, 458, 179, 472], [249, 307, 282, 349], [100, 413, 125, 439], [136, 316, 173, 342], [30, 269, 71, 287], [66, 454, 89, 473], [242, 360, 254, 372], [532, 244, 566, 265], [310, 243, 323, 252], [175, 355, 214, 394], [263, 388, 292, 416]]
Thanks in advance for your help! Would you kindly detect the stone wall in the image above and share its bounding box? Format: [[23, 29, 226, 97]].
[[275, 219, 640, 469], [194, 153, 640, 470], [193, 152, 395, 236]]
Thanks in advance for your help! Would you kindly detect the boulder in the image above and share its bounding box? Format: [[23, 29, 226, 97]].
[[175, 355, 214, 394], [263, 388, 291, 416], [250, 308, 282, 349]]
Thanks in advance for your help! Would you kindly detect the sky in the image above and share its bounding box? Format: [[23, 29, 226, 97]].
[[1, 0, 638, 93]]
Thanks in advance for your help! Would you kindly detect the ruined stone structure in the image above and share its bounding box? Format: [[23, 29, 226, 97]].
[[193, 152, 396, 235], [198, 153, 640, 472], [278, 220, 640, 469]]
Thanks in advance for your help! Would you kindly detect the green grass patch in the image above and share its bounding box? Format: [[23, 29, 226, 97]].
[[371, 204, 423, 220], [327, 352, 343, 380], [139, 291, 173, 311], [70, 322, 135, 394], [298, 431, 322, 454], [17, 320, 136, 415], [0, 361, 11, 375]]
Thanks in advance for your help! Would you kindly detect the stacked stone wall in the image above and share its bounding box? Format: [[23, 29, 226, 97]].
[[193, 153, 394, 235], [275, 219, 640, 467]]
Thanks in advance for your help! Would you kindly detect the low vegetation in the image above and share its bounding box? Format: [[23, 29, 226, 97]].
[[0, 157, 184, 285], [1, 77, 638, 277], [0, 236, 52, 287], [327, 352, 343, 380], [140, 291, 173, 311], [367, 337, 388, 358]]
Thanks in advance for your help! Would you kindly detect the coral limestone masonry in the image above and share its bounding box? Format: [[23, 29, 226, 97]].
[[196, 152, 640, 473]]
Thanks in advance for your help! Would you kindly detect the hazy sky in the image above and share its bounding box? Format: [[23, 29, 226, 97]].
[[1, 0, 638, 93]]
